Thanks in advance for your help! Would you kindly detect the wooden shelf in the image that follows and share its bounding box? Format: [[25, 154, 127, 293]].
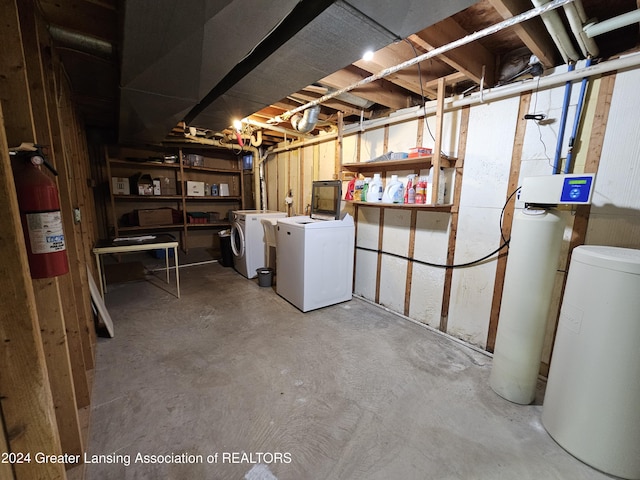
[[113, 194, 182, 201], [342, 155, 454, 172], [348, 201, 453, 212], [108, 158, 180, 169], [184, 196, 242, 201], [118, 224, 182, 232], [186, 222, 231, 229], [185, 165, 241, 174]]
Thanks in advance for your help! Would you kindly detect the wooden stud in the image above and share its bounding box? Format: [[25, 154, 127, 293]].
[[486, 92, 532, 351], [404, 209, 418, 316], [544, 73, 616, 372], [440, 105, 470, 332], [335, 111, 343, 178], [431, 78, 445, 204], [374, 208, 385, 304], [0, 101, 65, 480], [33, 7, 91, 408], [416, 115, 425, 148]]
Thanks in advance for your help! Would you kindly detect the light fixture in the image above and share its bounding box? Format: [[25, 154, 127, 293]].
[[232, 119, 243, 132], [362, 50, 374, 61]]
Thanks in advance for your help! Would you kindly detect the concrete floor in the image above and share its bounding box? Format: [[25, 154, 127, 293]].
[[86, 260, 612, 480]]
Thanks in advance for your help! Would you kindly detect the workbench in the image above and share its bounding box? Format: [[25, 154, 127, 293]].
[[92, 234, 180, 299]]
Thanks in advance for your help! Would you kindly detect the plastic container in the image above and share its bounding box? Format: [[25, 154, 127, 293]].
[[367, 173, 383, 203], [344, 177, 356, 200], [256, 267, 273, 287], [542, 246, 640, 479], [353, 178, 364, 201], [415, 176, 427, 204], [382, 174, 403, 203], [404, 174, 416, 204], [426, 166, 446, 204], [361, 177, 370, 202]]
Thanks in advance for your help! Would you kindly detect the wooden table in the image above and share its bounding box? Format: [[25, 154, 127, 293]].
[[93, 234, 180, 299]]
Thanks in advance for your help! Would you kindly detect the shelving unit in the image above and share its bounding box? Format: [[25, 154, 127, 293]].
[[342, 155, 456, 208], [105, 145, 245, 252]]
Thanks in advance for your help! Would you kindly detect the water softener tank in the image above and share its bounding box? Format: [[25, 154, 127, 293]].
[[542, 246, 640, 480], [490, 208, 564, 404]]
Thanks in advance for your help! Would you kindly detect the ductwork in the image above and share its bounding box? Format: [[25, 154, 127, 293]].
[[291, 105, 321, 133], [562, 1, 599, 57], [584, 9, 640, 38], [48, 25, 114, 60]]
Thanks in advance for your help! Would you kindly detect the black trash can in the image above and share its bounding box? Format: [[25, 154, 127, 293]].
[[218, 230, 233, 267]]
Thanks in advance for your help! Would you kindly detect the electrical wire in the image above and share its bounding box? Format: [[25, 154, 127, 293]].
[[356, 186, 521, 269]]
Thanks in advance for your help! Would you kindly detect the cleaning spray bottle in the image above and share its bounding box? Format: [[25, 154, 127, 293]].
[[361, 177, 370, 203], [404, 174, 416, 204], [382, 174, 404, 203], [344, 177, 356, 200], [367, 173, 383, 202]]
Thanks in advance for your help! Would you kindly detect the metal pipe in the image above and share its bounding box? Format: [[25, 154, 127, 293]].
[[48, 25, 113, 59], [269, 0, 577, 123], [554, 63, 575, 174], [564, 57, 592, 174], [584, 9, 640, 38]]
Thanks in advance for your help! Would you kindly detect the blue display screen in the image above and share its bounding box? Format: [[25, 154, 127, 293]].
[[560, 176, 593, 203]]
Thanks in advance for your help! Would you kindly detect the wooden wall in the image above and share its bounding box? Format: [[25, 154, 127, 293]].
[[0, 0, 98, 478]]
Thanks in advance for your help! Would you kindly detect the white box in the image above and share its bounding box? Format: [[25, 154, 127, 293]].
[[219, 183, 230, 196], [112, 177, 130, 195], [186, 180, 205, 196], [153, 179, 161, 195]]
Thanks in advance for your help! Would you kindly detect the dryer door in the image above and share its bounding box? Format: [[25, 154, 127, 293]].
[[230, 221, 245, 258]]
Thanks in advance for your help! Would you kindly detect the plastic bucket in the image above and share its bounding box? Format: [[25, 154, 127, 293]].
[[256, 267, 273, 287]]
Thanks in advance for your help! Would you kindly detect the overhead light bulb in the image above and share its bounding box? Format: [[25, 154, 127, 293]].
[[362, 50, 374, 61], [232, 119, 243, 132]]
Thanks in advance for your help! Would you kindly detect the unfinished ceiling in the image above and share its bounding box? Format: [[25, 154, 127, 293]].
[[37, 0, 640, 147]]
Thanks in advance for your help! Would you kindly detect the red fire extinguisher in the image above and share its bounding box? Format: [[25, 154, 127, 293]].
[[11, 145, 69, 278]]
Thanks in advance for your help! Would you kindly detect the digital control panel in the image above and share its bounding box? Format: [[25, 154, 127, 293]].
[[520, 174, 596, 206], [560, 176, 593, 203]]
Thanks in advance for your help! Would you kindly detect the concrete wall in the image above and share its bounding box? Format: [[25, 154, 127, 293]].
[[264, 59, 640, 359]]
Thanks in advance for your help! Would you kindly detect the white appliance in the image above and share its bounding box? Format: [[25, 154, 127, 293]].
[[490, 173, 596, 404], [542, 246, 640, 480], [276, 214, 355, 312], [230, 210, 286, 279]]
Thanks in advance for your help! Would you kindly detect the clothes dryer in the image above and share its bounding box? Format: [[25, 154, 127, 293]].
[[230, 210, 286, 278]]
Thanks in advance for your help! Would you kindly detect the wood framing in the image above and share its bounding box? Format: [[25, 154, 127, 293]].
[[486, 92, 532, 352]]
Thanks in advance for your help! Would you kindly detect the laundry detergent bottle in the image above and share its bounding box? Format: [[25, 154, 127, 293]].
[[367, 173, 383, 202], [382, 174, 403, 203]]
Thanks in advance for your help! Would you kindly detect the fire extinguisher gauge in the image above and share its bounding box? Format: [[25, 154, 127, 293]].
[[31, 155, 44, 166]]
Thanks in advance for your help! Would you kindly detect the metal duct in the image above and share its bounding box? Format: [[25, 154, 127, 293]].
[[48, 25, 113, 60], [291, 105, 321, 133]]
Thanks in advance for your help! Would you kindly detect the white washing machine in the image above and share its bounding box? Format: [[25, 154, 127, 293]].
[[230, 210, 286, 278], [276, 214, 354, 312]]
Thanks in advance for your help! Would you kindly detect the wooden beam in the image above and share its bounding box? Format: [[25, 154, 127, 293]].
[[488, 0, 559, 68], [486, 92, 532, 352], [321, 66, 415, 110], [410, 17, 496, 87], [0, 101, 66, 480], [440, 105, 470, 333], [431, 78, 445, 206]]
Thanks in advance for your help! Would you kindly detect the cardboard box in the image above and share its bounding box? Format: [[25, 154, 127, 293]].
[[152, 179, 161, 196], [130, 173, 154, 195], [186, 181, 205, 196], [137, 208, 173, 226], [157, 176, 179, 195], [183, 154, 203, 166], [112, 177, 130, 195], [408, 147, 432, 158]]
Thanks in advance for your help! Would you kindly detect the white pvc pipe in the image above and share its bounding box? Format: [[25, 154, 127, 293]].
[[269, 0, 576, 123], [266, 52, 640, 155], [532, 0, 580, 62], [584, 9, 640, 38], [563, 2, 599, 57]]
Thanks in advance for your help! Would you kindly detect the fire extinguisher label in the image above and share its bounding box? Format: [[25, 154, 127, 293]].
[[25, 211, 66, 254]]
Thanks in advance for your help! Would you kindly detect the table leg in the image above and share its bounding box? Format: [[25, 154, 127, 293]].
[[165, 247, 170, 284], [174, 246, 180, 299], [95, 253, 105, 299]]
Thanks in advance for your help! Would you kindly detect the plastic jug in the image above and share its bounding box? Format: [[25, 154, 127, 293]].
[[382, 174, 403, 203], [405, 174, 416, 204], [367, 173, 383, 202], [426, 166, 446, 204]]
